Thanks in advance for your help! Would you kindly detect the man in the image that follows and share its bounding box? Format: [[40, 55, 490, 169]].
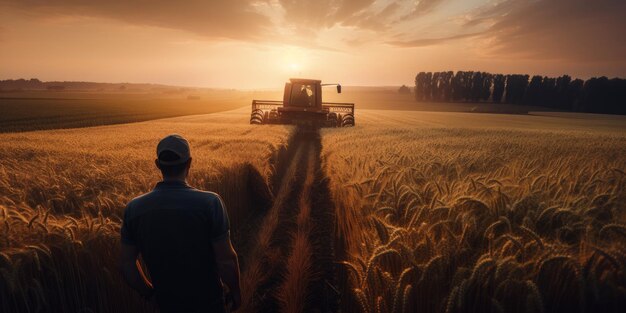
[[119, 134, 241, 312], [294, 85, 311, 106]]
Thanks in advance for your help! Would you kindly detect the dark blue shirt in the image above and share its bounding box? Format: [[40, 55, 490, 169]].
[[121, 181, 230, 313]]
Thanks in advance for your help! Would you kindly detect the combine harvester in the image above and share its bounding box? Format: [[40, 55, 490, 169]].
[[250, 78, 355, 127]]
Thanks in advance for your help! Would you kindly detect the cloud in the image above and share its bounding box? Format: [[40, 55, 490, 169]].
[[0, 0, 272, 40], [278, 0, 446, 31], [401, 0, 447, 20], [8, 0, 621, 67], [0, 0, 449, 49], [471, 0, 626, 62], [392, 0, 626, 63], [387, 32, 483, 47], [277, 0, 387, 30], [340, 2, 399, 31]]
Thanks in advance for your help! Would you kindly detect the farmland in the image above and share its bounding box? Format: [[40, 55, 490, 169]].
[[0, 110, 291, 311], [1, 104, 626, 312], [0, 89, 278, 132], [0, 86, 553, 133], [323, 110, 626, 312]]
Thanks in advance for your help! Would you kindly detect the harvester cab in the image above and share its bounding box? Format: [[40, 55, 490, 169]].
[[250, 78, 355, 127]]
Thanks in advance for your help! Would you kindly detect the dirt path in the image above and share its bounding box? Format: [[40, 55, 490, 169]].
[[239, 127, 339, 313]]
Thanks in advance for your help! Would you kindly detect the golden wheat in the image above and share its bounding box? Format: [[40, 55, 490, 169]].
[[322, 110, 626, 312], [0, 109, 291, 312]]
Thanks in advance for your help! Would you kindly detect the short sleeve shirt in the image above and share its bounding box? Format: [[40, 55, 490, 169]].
[[120, 180, 230, 312]]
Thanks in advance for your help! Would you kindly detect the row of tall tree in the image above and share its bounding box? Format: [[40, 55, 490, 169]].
[[414, 71, 626, 115]]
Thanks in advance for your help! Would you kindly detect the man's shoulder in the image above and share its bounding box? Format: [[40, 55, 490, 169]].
[[127, 191, 154, 207], [188, 190, 226, 213], [123, 192, 153, 217], [124, 187, 223, 216], [128, 188, 222, 207], [187, 189, 224, 206], [193, 189, 222, 200]]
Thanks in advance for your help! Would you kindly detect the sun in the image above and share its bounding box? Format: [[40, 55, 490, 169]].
[[278, 46, 309, 74], [289, 63, 301, 71]]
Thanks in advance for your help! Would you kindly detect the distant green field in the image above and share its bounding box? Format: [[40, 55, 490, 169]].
[[0, 86, 557, 133], [0, 89, 278, 132]]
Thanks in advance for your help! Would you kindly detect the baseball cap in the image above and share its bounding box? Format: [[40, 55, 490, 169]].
[[156, 134, 191, 165]]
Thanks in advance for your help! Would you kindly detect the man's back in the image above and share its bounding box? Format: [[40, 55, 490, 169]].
[[121, 181, 230, 312]]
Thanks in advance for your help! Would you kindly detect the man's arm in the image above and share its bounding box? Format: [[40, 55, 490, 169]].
[[119, 243, 154, 297], [212, 236, 241, 311]]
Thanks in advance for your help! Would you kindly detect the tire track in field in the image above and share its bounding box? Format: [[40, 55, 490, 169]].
[[302, 129, 340, 313], [239, 127, 339, 313], [239, 139, 305, 312], [276, 140, 315, 312]]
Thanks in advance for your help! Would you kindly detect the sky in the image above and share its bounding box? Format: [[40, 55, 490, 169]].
[[0, 0, 625, 88]]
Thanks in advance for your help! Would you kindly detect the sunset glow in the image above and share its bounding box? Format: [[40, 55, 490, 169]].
[[1, 0, 625, 88], [1, 2, 626, 313]]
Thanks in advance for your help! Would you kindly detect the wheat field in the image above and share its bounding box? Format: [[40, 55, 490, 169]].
[[323, 110, 626, 313], [0, 89, 281, 132], [0, 109, 291, 312], [1, 106, 626, 312]]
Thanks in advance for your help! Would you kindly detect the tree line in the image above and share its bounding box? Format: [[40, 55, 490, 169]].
[[414, 71, 626, 115], [0, 78, 162, 92]]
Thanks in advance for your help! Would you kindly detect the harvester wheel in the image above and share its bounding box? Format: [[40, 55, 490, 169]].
[[341, 114, 355, 127], [327, 112, 338, 127], [269, 110, 279, 122], [250, 109, 264, 124]]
